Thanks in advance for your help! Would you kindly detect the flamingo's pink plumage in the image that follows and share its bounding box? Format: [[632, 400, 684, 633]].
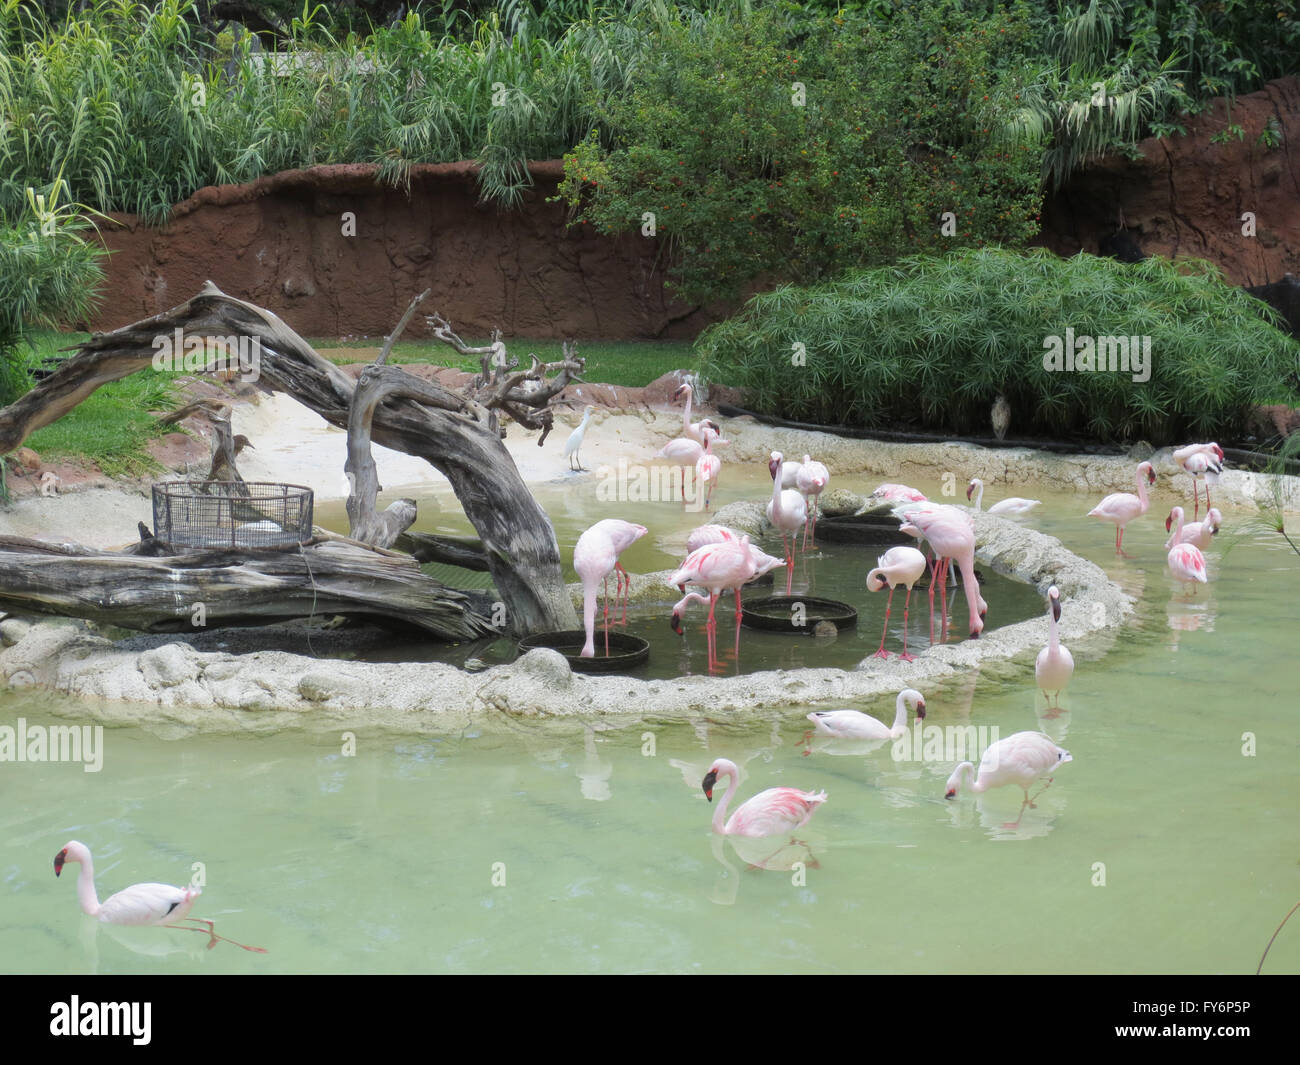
[[1087, 460, 1156, 556], [574, 519, 648, 657], [701, 758, 827, 838]]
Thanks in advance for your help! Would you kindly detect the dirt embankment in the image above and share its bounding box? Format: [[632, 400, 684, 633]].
[[89, 160, 723, 341], [1036, 75, 1300, 289]]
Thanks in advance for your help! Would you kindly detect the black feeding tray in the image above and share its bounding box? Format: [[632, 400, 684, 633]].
[[740, 596, 858, 634], [815, 512, 916, 547], [517, 630, 650, 673]]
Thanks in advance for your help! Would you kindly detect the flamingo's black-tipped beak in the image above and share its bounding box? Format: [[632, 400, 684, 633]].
[[1212, 525, 1219, 536], [917, 701, 926, 720], [945, 789, 956, 799], [969, 630, 980, 639], [1166, 514, 1173, 532], [1051, 597, 1061, 623], [701, 770, 718, 801], [966, 483, 974, 500], [54, 850, 66, 876], [1147, 468, 1156, 485], [673, 385, 687, 401], [768, 458, 779, 479], [671, 613, 683, 636]]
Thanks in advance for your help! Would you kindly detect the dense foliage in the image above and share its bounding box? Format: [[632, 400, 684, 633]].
[[0, 177, 105, 403], [696, 248, 1300, 444], [557, 3, 1044, 303]]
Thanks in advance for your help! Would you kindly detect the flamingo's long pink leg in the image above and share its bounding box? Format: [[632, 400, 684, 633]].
[[615, 562, 631, 624], [873, 586, 895, 659], [165, 918, 268, 953], [899, 585, 916, 662], [936, 557, 951, 642], [927, 554, 940, 644], [783, 534, 794, 596]]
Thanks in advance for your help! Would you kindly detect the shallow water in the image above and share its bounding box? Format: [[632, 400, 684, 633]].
[[4, 471, 1299, 973]]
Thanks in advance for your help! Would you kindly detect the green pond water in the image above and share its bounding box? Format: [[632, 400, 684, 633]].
[[3, 468, 1298, 974]]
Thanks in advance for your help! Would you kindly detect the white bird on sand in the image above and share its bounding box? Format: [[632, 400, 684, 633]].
[[563, 405, 595, 471], [573, 518, 647, 657], [944, 731, 1072, 827], [966, 478, 1040, 516], [805, 688, 926, 743], [701, 758, 827, 838], [1035, 585, 1073, 710], [54, 840, 266, 952]]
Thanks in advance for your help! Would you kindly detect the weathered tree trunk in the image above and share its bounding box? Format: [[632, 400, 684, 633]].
[[0, 535, 497, 639], [0, 283, 578, 635], [344, 365, 423, 548]]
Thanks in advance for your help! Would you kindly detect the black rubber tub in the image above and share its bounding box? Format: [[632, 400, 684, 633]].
[[517, 630, 650, 673], [740, 596, 858, 634], [814, 512, 916, 547]]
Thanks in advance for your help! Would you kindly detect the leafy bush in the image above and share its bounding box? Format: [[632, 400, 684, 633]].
[[557, 3, 1044, 304], [696, 247, 1300, 444], [0, 179, 105, 405]]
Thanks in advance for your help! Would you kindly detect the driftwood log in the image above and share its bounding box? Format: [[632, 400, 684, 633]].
[[0, 282, 580, 636], [0, 535, 498, 639]]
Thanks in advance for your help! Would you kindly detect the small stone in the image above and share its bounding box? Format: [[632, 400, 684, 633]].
[[516, 647, 572, 688], [463, 657, 488, 673], [812, 621, 838, 640], [0, 618, 33, 647]]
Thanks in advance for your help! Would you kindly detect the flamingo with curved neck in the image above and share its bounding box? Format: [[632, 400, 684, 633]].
[[966, 478, 1040, 516], [701, 758, 827, 838], [1165, 506, 1221, 551], [54, 840, 265, 952], [804, 688, 926, 745], [1087, 461, 1156, 557], [866, 546, 928, 660]]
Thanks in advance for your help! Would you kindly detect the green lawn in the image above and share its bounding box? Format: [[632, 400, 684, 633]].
[[310, 337, 697, 389], [14, 330, 180, 478]]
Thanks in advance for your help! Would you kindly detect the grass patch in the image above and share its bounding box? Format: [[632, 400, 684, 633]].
[[19, 330, 179, 478], [310, 337, 696, 389]]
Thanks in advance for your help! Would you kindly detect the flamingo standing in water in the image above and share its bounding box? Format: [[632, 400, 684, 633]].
[[796, 455, 829, 548], [1087, 460, 1156, 556], [696, 434, 722, 510], [54, 841, 266, 952], [701, 758, 827, 840], [894, 502, 984, 642], [670, 537, 765, 672], [944, 731, 1072, 828], [1165, 506, 1222, 551], [966, 478, 1041, 516], [574, 518, 648, 657], [1035, 585, 1073, 710], [1167, 540, 1208, 594], [1173, 442, 1224, 519], [766, 452, 808, 595], [865, 545, 928, 660], [803, 688, 926, 748]]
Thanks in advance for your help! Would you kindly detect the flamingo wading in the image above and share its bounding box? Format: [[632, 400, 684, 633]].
[[701, 758, 827, 838], [53, 841, 266, 952], [1087, 460, 1156, 556], [766, 452, 808, 595], [574, 518, 648, 657], [865, 546, 928, 660], [1035, 585, 1074, 709], [944, 732, 1072, 828]]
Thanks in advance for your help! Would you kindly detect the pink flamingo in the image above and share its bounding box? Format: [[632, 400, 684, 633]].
[[701, 758, 827, 840], [865, 545, 928, 660], [1165, 506, 1221, 551], [655, 428, 727, 502], [696, 434, 722, 510], [944, 731, 1072, 828], [1173, 442, 1224, 519], [796, 454, 829, 548], [1167, 541, 1208, 594], [574, 518, 648, 657], [54, 841, 266, 952], [869, 483, 927, 504], [1035, 585, 1073, 710], [966, 478, 1040, 516], [1087, 460, 1156, 557], [766, 451, 808, 595], [895, 503, 984, 641], [669, 537, 765, 672], [681, 525, 782, 619], [673, 381, 722, 444]]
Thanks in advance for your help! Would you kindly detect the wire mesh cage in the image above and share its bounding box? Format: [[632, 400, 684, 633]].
[[152, 482, 314, 550]]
